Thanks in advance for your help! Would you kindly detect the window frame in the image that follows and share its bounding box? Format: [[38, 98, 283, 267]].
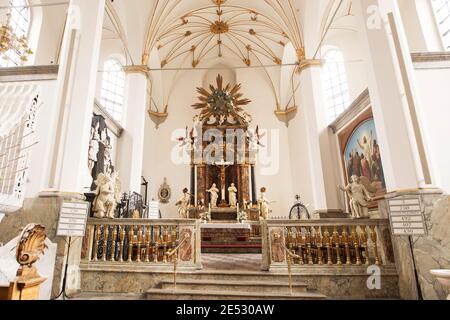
[[322, 49, 351, 123], [430, 0, 450, 51], [100, 58, 126, 124], [0, 0, 31, 67]]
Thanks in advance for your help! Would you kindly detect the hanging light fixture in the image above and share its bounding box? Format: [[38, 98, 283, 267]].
[[0, 13, 33, 65]]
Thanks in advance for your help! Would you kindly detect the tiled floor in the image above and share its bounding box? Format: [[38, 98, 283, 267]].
[[202, 253, 262, 271]]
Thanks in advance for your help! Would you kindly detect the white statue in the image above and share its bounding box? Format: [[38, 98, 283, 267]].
[[258, 187, 271, 220], [88, 127, 100, 172], [207, 183, 219, 208], [228, 183, 238, 208], [93, 172, 120, 219], [339, 175, 373, 219], [175, 188, 191, 219]]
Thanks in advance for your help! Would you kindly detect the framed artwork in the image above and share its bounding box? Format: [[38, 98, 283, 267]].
[[158, 178, 171, 204], [339, 109, 387, 198]]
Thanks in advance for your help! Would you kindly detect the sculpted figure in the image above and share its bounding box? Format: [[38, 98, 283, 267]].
[[339, 175, 373, 219], [207, 183, 219, 208], [258, 187, 271, 220], [88, 126, 99, 172], [93, 173, 118, 219], [228, 183, 238, 208], [175, 188, 191, 219]]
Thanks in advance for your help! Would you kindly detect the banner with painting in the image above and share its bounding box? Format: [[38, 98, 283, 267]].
[[342, 118, 386, 197]]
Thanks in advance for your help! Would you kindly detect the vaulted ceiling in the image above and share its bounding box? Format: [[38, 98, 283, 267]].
[[101, 0, 356, 124]]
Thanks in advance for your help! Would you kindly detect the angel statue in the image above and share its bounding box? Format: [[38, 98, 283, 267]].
[[207, 183, 219, 208], [339, 175, 373, 219], [93, 172, 120, 219], [176, 188, 192, 219]]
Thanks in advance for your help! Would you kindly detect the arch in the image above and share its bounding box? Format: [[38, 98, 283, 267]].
[[100, 58, 126, 124], [321, 48, 350, 123]]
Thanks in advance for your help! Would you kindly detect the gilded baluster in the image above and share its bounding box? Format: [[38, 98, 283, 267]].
[[352, 226, 362, 265], [128, 227, 134, 263], [316, 227, 323, 265], [342, 228, 351, 265], [163, 242, 168, 263], [102, 225, 109, 262], [110, 226, 118, 262], [370, 226, 381, 265], [145, 227, 151, 263], [298, 235, 305, 265], [306, 231, 313, 265], [136, 226, 143, 262], [154, 227, 160, 263], [360, 226, 370, 265], [93, 225, 101, 262], [323, 228, 332, 265], [119, 226, 126, 262], [333, 227, 341, 265]]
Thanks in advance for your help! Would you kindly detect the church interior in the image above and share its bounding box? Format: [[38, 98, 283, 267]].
[[0, 0, 449, 301]]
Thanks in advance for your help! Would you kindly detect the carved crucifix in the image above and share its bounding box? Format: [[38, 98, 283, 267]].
[[214, 157, 233, 206]]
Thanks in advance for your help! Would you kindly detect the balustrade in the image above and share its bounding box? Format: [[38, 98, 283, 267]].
[[83, 219, 200, 269], [261, 219, 395, 270]]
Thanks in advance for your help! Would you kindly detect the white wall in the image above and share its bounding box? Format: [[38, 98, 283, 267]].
[[414, 65, 450, 193]]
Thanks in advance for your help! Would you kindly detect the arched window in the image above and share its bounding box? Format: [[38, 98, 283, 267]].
[[322, 50, 351, 123], [431, 0, 450, 51], [0, 0, 31, 67], [100, 59, 125, 123]]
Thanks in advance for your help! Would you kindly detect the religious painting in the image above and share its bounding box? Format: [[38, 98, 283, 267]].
[[179, 228, 193, 262], [342, 117, 386, 197], [270, 229, 286, 263]]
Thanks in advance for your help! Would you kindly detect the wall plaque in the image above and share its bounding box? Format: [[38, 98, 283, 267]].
[[388, 196, 426, 236], [56, 201, 89, 237]]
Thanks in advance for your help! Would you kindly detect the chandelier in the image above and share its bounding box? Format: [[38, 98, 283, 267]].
[[0, 13, 33, 65]]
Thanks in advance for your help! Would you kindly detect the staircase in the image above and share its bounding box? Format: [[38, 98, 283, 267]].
[[145, 270, 327, 300]]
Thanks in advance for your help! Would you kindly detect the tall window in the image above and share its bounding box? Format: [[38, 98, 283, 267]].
[[0, 0, 31, 67], [100, 59, 125, 123], [431, 0, 450, 50], [322, 50, 351, 123]]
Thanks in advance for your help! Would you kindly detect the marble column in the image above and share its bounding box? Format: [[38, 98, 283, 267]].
[[47, 0, 106, 195], [117, 67, 147, 194], [298, 65, 329, 211], [354, 0, 430, 191], [40, 0, 106, 298], [250, 164, 257, 205]]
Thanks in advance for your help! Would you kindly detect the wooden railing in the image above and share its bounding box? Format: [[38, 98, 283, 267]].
[[261, 219, 396, 271], [82, 219, 201, 269]]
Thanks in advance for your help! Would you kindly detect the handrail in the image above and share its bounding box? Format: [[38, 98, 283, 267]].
[[282, 243, 301, 294], [165, 233, 191, 289]]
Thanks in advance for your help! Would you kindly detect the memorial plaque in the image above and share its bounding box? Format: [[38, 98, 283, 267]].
[[57, 201, 89, 237], [148, 201, 160, 219], [388, 197, 426, 236]]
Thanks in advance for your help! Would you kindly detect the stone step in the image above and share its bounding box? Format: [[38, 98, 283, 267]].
[[158, 279, 309, 293], [146, 288, 327, 300]]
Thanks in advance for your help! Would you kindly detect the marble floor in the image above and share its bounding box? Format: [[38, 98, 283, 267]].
[[202, 253, 262, 271]]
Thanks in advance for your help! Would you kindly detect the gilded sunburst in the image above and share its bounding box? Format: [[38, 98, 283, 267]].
[[192, 74, 252, 125]]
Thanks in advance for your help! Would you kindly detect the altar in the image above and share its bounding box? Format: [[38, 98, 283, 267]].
[[177, 74, 264, 253], [200, 222, 262, 254]]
